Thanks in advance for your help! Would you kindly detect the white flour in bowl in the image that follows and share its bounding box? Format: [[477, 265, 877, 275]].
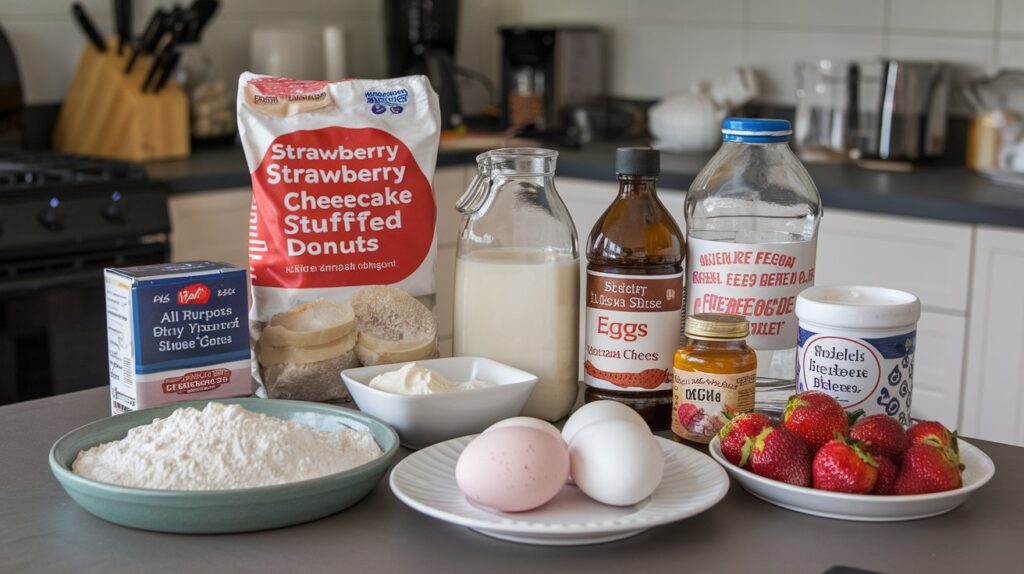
[[72, 403, 383, 490]]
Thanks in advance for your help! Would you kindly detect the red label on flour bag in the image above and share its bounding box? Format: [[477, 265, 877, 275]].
[[249, 127, 435, 288], [238, 73, 441, 402]]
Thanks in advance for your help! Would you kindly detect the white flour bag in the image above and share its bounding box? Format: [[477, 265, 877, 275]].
[[237, 73, 441, 401]]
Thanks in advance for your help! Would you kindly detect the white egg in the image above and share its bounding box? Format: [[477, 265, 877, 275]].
[[561, 400, 649, 444], [569, 419, 664, 506], [485, 417, 564, 443]]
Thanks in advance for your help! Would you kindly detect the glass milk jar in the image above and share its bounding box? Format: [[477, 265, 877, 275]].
[[453, 148, 580, 421]]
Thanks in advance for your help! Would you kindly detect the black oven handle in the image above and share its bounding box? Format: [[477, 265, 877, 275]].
[[0, 268, 107, 295]]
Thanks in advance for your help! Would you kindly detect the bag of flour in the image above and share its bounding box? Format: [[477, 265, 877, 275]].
[[237, 73, 441, 401]]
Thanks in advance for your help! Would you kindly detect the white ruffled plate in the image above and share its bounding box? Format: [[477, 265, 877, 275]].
[[389, 435, 729, 545], [709, 435, 995, 521]]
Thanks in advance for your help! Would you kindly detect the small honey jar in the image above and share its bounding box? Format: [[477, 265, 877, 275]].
[[671, 313, 757, 443]]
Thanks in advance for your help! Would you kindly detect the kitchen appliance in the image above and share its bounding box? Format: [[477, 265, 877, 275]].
[[795, 59, 951, 162], [499, 27, 605, 134], [384, 0, 462, 130], [0, 153, 170, 405], [249, 25, 348, 82]]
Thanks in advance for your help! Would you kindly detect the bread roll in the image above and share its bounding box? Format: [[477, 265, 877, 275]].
[[354, 336, 437, 366], [261, 299, 355, 348], [258, 331, 357, 366], [351, 286, 437, 353]]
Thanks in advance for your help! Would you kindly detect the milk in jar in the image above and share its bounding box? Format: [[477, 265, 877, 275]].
[[453, 149, 580, 421], [454, 248, 579, 420]]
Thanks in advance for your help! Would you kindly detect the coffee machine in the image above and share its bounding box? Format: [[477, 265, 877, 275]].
[[384, 0, 462, 130], [500, 27, 605, 133]]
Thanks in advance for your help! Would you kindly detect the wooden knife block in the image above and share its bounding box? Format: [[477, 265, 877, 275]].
[[54, 43, 190, 162]]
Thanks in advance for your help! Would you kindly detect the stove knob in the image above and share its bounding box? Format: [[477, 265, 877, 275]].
[[38, 197, 64, 231], [102, 191, 125, 222]]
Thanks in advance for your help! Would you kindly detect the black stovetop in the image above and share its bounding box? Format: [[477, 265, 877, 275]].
[[0, 152, 147, 191]]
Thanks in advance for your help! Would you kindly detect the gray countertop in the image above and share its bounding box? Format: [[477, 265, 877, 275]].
[[2, 387, 1021, 574], [146, 142, 1024, 229]]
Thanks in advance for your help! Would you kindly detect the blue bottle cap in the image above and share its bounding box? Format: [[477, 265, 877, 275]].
[[721, 118, 792, 143]]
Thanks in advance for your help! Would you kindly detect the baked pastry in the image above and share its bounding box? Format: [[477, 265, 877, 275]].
[[350, 286, 437, 366]]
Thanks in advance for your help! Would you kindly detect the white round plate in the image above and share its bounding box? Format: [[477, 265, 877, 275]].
[[708, 436, 995, 521], [389, 435, 729, 545]]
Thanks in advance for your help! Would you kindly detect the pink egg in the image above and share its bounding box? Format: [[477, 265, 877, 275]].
[[455, 427, 569, 512]]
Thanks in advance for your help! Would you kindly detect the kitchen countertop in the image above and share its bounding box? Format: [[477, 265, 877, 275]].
[[2, 387, 1021, 574], [146, 142, 1024, 229]]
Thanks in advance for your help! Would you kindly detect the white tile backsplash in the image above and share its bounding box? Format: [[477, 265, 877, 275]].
[[0, 0, 1016, 109], [609, 24, 745, 98], [746, 29, 884, 103], [633, 0, 745, 25], [889, 0, 997, 34], [749, 0, 886, 29], [1000, 0, 1024, 36]]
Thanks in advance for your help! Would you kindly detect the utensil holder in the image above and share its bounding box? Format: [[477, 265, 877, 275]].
[[53, 42, 189, 162]]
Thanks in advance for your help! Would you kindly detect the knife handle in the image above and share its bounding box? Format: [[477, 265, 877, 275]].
[[72, 2, 107, 53]]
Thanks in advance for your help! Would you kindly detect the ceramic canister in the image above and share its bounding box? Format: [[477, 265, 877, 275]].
[[795, 286, 921, 425]]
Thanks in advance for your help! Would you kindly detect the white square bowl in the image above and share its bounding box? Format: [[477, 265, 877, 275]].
[[341, 357, 538, 449]]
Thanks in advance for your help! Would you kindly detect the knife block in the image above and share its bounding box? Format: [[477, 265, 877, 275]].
[[53, 43, 190, 162]]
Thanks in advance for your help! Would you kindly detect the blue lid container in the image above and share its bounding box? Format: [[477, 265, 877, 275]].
[[721, 118, 792, 143]]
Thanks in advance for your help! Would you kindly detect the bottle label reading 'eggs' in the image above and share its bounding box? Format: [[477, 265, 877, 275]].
[[672, 368, 756, 443], [797, 327, 916, 426], [686, 237, 817, 351], [584, 271, 683, 392]]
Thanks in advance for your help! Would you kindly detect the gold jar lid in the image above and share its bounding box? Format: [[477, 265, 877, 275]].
[[684, 313, 749, 340]]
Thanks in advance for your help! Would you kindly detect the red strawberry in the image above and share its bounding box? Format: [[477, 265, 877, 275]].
[[741, 427, 811, 487], [851, 414, 910, 461], [907, 421, 959, 456], [894, 443, 963, 495], [872, 456, 898, 495], [783, 391, 848, 452], [718, 412, 772, 467], [812, 436, 878, 494]]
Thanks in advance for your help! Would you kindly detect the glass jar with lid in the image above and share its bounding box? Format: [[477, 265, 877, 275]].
[[453, 148, 580, 422], [672, 313, 757, 443]]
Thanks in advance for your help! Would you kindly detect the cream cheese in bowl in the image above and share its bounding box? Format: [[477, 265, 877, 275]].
[[368, 362, 492, 395]]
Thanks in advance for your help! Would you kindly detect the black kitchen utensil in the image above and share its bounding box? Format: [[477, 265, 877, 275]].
[[124, 7, 166, 73], [71, 2, 107, 53], [153, 50, 181, 92], [114, 0, 131, 54], [185, 0, 219, 43]]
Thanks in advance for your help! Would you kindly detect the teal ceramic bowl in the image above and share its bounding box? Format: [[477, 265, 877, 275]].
[[49, 398, 399, 534]]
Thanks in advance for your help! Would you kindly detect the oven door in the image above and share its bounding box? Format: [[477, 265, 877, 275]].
[[0, 242, 168, 404]]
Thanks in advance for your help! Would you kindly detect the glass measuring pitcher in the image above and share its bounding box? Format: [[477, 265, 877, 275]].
[[453, 148, 580, 421]]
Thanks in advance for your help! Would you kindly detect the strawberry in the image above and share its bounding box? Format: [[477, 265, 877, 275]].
[[872, 455, 898, 495], [894, 443, 963, 495], [783, 391, 848, 452], [812, 436, 878, 494], [851, 414, 910, 461], [741, 426, 811, 487], [907, 420, 959, 456], [718, 412, 772, 467]]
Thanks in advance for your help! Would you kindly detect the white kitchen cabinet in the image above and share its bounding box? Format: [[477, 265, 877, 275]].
[[815, 209, 973, 313], [961, 226, 1024, 446], [913, 311, 967, 425], [168, 187, 252, 268], [433, 165, 471, 357]]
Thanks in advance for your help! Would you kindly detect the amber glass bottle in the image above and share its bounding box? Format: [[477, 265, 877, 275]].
[[672, 313, 757, 443], [584, 147, 685, 430]]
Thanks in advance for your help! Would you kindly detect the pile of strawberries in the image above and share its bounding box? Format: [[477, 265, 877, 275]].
[[719, 390, 965, 495]]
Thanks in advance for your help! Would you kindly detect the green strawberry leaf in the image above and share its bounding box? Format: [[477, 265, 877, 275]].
[[739, 437, 754, 468], [847, 409, 866, 426]]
